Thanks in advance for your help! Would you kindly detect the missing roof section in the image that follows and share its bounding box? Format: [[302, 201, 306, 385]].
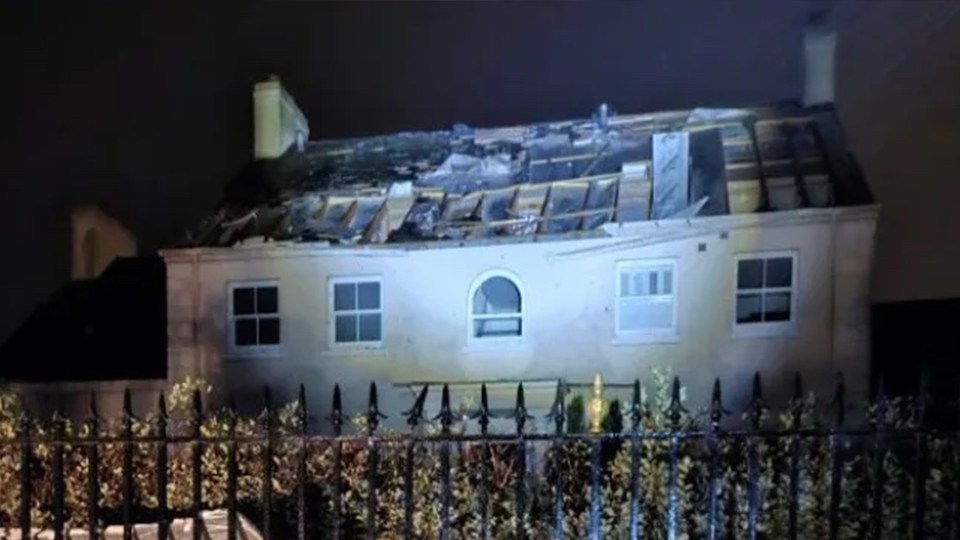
[[182, 102, 873, 248]]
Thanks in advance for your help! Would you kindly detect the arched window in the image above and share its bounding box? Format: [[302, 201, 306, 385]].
[[82, 228, 99, 279], [469, 272, 523, 339]]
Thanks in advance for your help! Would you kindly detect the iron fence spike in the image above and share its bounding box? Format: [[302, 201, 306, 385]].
[[404, 384, 429, 427]]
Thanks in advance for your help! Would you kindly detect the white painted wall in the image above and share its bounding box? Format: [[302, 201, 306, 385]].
[[163, 206, 878, 429]]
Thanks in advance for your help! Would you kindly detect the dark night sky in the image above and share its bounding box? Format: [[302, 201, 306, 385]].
[[1, 1, 960, 343]]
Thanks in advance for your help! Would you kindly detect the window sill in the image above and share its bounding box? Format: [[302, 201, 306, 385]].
[[463, 337, 529, 352], [612, 333, 681, 345], [731, 323, 798, 339], [322, 345, 387, 358], [224, 347, 283, 360]]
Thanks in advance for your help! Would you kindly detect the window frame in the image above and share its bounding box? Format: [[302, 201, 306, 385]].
[[467, 269, 525, 346], [328, 275, 384, 349], [226, 279, 281, 358], [732, 250, 799, 338], [614, 258, 679, 343]]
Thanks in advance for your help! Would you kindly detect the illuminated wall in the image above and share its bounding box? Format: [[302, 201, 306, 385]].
[[163, 205, 877, 427]]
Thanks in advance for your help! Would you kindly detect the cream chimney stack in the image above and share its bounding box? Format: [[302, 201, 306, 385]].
[[803, 14, 837, 107], [253, 75, 310, 160]]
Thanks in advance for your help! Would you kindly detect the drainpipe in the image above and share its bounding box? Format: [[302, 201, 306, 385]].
[[828, 210, 837, 382], [192, 251, 202, 380]]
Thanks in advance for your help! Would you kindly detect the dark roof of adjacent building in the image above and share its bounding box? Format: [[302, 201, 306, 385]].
[[0, 257, 167, 382], [181, 101, 874, 249]]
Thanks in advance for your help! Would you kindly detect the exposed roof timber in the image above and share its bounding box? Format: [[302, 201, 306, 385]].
[[537, 185, 554, 234], [745, 119, 771, 212], [340, 200, 359, 228], [313, 197, 330, 221], [578, 180, 596, 231], [612, 177, 621, 223], [452, 206, 619, 232], [361, 200, 389, 244], [787, 124, 811, 208]]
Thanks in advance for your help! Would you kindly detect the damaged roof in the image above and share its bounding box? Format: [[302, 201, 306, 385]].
[[183, 101, 873, 248]]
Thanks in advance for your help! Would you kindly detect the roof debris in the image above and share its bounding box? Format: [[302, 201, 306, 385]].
[[183, 102, 873, 248]]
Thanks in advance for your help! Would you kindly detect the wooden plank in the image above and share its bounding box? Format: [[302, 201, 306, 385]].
[[361, 200, 389, 244], [339, 200, 359, 228], [313, 197, 330, 221], [536, 185, 554, 234], [577, 181, 596, 230]]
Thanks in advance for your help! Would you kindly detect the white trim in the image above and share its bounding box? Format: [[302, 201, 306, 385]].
[[467, 269, 525, 348], [614, 258, 679, 342], [732, 250, 798, 338], [226, 279, 281, 359], [328, 275, 384, 349]]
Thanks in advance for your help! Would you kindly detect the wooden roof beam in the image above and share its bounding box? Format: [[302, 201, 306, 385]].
[[361, 200, 389, 244]]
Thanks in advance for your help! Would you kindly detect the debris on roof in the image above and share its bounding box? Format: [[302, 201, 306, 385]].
[[182, 102, 873, 248]]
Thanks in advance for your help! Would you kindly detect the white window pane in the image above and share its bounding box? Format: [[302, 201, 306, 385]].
[[335, 314, 357, 342], [474, 317, 521, 338], [764, 292, 791, 322], [258, 317, 280, 345], [766, 258, 793, 288], [649, 272, 658, 295], [233, 288, 255, 315], [662, 270, 673, 295], [736, 294, 763, 324], [334, 283, 356, 311], [737, 259, 764, 290], [357, 282, 380, 310], [619, 273, 630, 298], [358, 313, 381, 341], [618, 298, 673, 331], [473, 277, 520, 315], [632, 272, 646, 296], [256, 287, 278, 314], [235, 319, 257, 346]]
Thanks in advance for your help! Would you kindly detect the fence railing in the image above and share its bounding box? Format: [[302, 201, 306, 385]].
[[0, 371, 958, 540]]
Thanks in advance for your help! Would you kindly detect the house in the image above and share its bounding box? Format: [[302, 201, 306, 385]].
[[2, 23, 878, 427], [157, 26, 876, 427], [0, 206, 165, 418]]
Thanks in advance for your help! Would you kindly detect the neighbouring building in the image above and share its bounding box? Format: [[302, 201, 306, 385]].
[[2, 23, 879, 427]]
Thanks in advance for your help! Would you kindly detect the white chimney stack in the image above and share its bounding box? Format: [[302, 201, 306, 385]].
[[803, 14, 837, 107], [253, 75, 310, 160]]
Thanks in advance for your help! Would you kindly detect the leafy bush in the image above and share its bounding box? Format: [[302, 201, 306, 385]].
[[0, 371, 954, 539]]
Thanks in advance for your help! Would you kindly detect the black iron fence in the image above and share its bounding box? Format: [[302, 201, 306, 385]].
[[0, 371, 958, 539]]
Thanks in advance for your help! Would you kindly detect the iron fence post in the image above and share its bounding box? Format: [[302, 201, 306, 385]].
[[297, 385, 307, 540], [628, 378, 643, 540], [261, 388, 273, 540], [913, 371, 929, 540], [156, 393, 169, 540], [88, 393, 100, 540], [706, 378, 727, 540], [666, 376, 685, 540], [869, 375, 888, 540], [329, 384, 344, 540], [122, 389, 134, 540], [514, 383, 530, 540], [403, 385, 428, 539], [19, 413, 31, 540], [828, 373, 846, 540], [745, 373, 765, 540], [227, 399, 238, 540], [52, 408, 65, 540], [788, 373, 803, 540], [438, 384, 454, 540], [589, 431, 602, 540], [551, 380, 566, 540], [192, 389, 204, 540], [366, 382, 385, 540], [476, 384, 492, 540]]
